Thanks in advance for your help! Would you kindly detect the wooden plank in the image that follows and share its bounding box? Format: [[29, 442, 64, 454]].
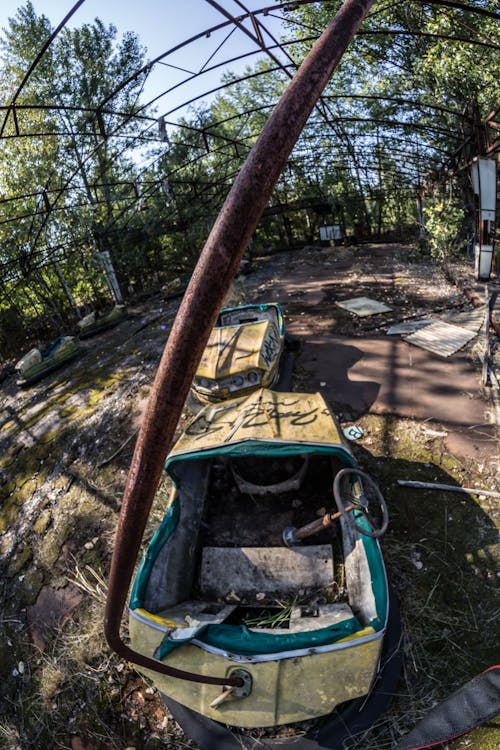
[[199, 545, 334, 600]]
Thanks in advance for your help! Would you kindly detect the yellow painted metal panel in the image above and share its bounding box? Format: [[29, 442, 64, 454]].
[[274, 640, 380, 724], [171, 389, 345, 458], [196, 320, 273, 378], [129, 613, 382, 727]]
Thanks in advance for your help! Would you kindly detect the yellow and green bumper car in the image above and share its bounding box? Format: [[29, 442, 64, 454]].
[[15, 336, 81, 387], [129, 388, 400, 748], [191, 303, 285, 403], [77, 304, 128, 338]]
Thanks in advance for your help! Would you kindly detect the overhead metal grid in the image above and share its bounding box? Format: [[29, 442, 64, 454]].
[[0, 0, 498, 286]]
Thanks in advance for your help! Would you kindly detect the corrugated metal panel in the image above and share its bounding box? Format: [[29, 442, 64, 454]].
[[404, 321, 477, 357], [442, 306, 485, 332], [386, 319, 434, 335]]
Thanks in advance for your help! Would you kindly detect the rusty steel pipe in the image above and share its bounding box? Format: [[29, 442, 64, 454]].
[[291, 504, 356, 542], [105, 0, 376, 684]]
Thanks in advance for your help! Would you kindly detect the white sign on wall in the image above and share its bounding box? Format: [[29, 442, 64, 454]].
[[471, 158, 496, 221], [320, 224, 342, 241]]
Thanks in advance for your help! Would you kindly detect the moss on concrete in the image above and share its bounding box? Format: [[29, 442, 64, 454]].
[[6, 544, 33, 577], [33, 509, 52, 535]]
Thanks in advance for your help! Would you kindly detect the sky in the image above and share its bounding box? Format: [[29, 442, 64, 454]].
[[0, 1, 286, 117]]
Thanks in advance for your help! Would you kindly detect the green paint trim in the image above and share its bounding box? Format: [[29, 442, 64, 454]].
[[130, 498, 180, 610], [155, 615, 363, 660], [166, 441, 355, 480], [132, 454, 387, 658]]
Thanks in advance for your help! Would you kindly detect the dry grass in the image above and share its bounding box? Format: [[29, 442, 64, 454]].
[[0, 724, 22, 750], [2, 426, 496, 749], [68, 562, 108, 606], [352, 507, 499, 749]]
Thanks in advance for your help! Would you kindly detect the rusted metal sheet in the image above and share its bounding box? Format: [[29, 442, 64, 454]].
[[105, 0, 376, 684]]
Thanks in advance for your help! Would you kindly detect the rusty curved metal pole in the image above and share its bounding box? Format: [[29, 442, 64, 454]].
[[104, 0, 376, 685]]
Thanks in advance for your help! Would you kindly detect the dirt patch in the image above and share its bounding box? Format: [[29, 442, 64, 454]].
[[249, 243, 498, 471], [27, 583, 83, 651]]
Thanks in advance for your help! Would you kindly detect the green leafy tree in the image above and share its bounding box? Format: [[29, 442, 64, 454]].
[[278, 0, 499, 249], [0, 2, 150, 348]]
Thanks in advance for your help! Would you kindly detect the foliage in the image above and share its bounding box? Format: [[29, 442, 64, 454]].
[[0, 2, 151, 353], [0, 1, 498, 357], [423, 191, 466, 263], [281, 0, 499, 245]]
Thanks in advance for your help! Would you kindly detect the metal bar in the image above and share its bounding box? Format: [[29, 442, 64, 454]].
[[360, 29, 500, 52], [397, 480, 500, 499], [97, 1, 322, 111], [0, 0, 87, 138], [104, 0, 376, 683], [0, 103, 151, 119], [482, 287, 491, 386], [250, 12, 265, 48], [12, 107, 19, 136], [486, 139, 500, 155], [422, 0, 500, 21], [96, 110, 106, 139], [292, 505, 355, 542], [484, 107, 500, 124]]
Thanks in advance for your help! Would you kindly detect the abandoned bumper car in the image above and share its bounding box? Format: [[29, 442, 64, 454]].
[[15, 336, 81, 387], [190, 303, 285, 403], [77, 304, 128, 338], [129, 388, 401, 748]]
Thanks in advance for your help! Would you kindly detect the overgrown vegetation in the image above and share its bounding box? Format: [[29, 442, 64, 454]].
[[0, 0, 498, 745], [1, 242, 498, 748], [350, 416, 500, 749], [423, 191, 466, 263], [1, 1, 498, 357]]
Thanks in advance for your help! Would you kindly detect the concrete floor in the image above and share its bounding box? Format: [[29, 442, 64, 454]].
[[249, 244, 498, 463]]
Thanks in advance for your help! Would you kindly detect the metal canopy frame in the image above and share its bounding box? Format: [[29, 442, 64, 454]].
[[0, 0, 498, 283]]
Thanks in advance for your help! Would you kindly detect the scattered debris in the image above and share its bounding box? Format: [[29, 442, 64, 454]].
[[441, 306, 485, 332], [335, 296, 392, 317], [96, 428, 139, 468], [386, 319, 434, 335], [1, 243, 497, 748], [26, 583, 84, 652], [404, 320, 477, 357], [387, 306, 484, 345], [423, 428, 448, 438], [342, 424, 364, 441], [410, 550, 424, 571]]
